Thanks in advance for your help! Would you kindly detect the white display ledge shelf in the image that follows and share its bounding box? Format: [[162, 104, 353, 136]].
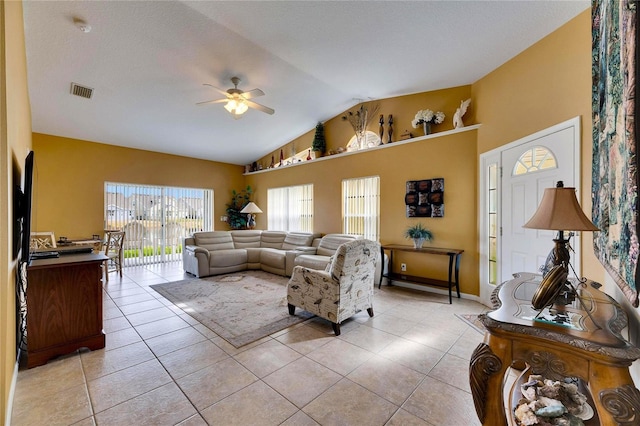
[[245, 124, 481, 175]]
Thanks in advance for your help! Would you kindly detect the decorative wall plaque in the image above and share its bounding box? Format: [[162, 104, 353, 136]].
[[405, 178, 444, 217]]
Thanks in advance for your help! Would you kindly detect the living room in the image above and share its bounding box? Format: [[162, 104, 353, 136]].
[[4, 1, 639, 425]]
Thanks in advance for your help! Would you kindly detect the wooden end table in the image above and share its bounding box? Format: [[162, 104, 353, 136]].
[[470, 272, 640, 425]]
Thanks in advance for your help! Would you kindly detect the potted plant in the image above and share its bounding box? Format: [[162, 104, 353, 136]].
[[311, 122, 326, 157], [225, 186, 253, 230], [404, 223, 433, 249]]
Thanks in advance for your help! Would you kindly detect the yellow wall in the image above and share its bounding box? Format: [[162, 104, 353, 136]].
[[472, 9, 600, 282], [2, 0, 33, 422], [256, 86, 473, 170], [246, 127, 479, 295], [31, 134, 245, 239]]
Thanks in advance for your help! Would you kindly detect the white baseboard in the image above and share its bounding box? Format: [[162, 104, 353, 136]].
[[5, 353, 20, 426], [384, 279, 483, 304]]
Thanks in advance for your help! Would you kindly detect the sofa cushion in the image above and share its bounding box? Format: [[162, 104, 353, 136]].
[[316, 234, 361, 256], [260, 248, 286, 269], [194, 231, 234, 251], [260, 231, 287, 249], [230, 230, 262, 248], [282, 232, 318, 250], [208, 249, 247, 267]]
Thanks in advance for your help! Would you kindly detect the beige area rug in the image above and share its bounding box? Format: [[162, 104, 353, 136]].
[[455, 313, 486, 334], [150, 270, 313, 348]]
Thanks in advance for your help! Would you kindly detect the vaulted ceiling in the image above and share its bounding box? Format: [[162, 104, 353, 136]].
[[22, 1, 590, 165]]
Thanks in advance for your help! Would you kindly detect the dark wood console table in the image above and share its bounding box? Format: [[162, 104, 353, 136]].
[[26, 253, 107, 368], [470, 272, 640, 425], [379, 245, 463, 303]]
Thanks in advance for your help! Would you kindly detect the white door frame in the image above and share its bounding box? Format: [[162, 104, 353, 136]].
[[478, 116, 581, 306]]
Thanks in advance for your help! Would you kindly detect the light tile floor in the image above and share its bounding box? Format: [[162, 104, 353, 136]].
[[11, 263, 488, 426]]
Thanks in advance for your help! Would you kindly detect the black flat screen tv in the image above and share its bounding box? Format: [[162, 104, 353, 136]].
[[20, 150, 34, 263]]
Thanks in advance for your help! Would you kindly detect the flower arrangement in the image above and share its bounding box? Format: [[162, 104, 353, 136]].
[[411, 109, 445, 128]]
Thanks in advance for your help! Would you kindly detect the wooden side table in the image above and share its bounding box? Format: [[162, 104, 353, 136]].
[[26, 253, 107, 368], [470, 272, 640, 425], [379, 245, 463, 303]]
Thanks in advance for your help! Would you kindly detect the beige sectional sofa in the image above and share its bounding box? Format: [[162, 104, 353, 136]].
[[183, 231, 382, 281], [182, 230, 320, 278]]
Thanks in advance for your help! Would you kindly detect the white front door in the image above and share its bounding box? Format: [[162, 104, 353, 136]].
[[478, 117, 580, 306]]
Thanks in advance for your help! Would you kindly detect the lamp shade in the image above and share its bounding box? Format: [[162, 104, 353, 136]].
[[240, 202, 262, 214], [523, 183, 599, 231]]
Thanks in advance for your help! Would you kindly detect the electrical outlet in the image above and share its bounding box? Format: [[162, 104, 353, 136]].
[[401, 263, 407, 272]]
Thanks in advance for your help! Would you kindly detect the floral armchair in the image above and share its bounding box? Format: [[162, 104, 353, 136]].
[[287, 239, 380, 335]]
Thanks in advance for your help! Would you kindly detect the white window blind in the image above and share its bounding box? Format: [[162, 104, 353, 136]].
[[104, 182, 213, 265], [342, 176, 380, 241], [267, 184, 313, 232]]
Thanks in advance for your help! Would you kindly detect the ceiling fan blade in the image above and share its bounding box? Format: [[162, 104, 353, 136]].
[[196, 98, 228, 106], [203, 83, 231, 98], [241, 89, 265, 99], [245, 99, 275, 115]]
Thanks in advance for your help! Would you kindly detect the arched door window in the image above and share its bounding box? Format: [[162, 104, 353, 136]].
[[512, 146, 557, 175]]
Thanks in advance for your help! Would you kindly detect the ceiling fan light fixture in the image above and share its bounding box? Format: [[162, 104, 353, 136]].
[[224, 98, 248, 116]]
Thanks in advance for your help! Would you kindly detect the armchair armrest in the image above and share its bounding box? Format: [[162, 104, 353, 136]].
[[289, 266, 336, 288]]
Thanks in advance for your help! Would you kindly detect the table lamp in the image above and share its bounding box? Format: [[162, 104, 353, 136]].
[[240, 202, 262, 229], [522, 181, 600, 316], [523, 181, 599, 270]]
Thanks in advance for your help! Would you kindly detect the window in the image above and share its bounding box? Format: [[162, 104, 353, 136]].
[[513, 146, 557, 175], [488, 163, 498, 284], [342, 176, 380, 241], [267, 184, 313, 232], [105, 182, 213, 265]]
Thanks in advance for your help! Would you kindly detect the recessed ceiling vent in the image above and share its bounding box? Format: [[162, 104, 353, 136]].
[[70, 83, 93, 99]]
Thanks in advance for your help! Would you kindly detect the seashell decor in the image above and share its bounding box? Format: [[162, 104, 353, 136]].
[[513, 374, 592, 425]]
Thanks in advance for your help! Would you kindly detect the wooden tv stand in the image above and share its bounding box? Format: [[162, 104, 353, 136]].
[[26, 252, 107, 368]]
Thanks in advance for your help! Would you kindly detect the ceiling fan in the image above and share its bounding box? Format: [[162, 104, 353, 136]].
[[197, 76, 275, 119]]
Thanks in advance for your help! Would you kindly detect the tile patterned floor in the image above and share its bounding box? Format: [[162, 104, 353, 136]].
[[11, 263, 488, 426]]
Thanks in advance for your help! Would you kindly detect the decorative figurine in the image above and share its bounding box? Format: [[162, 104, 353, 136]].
[[453, 98, 471, 129], [388, 114, 394, 143], [379, 114, 385, 144]]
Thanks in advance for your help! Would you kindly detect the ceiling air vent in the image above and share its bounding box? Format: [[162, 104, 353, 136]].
[[70, 83, 93, 99]]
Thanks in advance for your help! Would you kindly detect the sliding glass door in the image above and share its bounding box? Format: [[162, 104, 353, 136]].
[[105, 182, 213, 266]]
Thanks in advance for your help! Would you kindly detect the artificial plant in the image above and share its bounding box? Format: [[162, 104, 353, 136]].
[[226, 185, 253, 229], [312, 122, 326, 155]]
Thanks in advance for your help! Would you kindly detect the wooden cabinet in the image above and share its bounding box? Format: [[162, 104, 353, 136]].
[[26, 253, 107, 368], [470, 272, 640, 425]]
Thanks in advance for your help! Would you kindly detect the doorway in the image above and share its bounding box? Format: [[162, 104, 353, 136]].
[[478, 117, 581, 306]]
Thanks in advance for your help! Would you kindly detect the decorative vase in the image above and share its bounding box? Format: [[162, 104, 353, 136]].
[[423, 122, 431, 136], [413, 238, 425, 249], [355, 130, 367, 150]]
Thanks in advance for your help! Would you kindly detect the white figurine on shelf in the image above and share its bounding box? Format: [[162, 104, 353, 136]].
[[453, 98, 471, 129]]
